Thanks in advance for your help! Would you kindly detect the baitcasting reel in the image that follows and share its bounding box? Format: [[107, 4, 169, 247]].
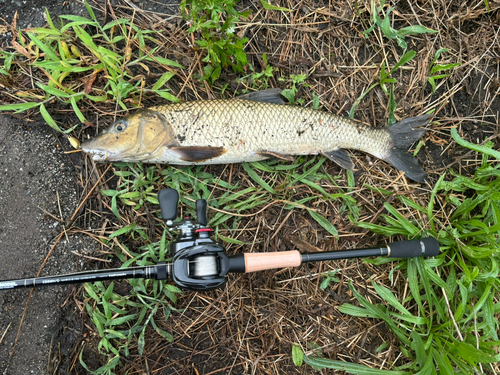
[[0, 189, 440, 292], [158, 188, 244, 291]]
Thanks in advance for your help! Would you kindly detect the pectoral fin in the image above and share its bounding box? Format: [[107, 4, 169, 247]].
[[322, 149, 354, 169], [237, 89, 285, 105], [258, 151, 295, 162], [168, 146, 226, 162]]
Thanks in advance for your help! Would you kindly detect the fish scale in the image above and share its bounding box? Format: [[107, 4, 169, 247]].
[[150, 99, 392, 163], [80, 89, 431, 182]]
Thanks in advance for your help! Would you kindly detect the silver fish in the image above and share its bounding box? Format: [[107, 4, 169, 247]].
[[81, 89, 430, 182]]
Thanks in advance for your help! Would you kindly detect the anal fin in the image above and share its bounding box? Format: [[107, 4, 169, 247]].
[[168, 146, 226, 162], [322, 149, 354, 169], [258, 151, 295, 162]]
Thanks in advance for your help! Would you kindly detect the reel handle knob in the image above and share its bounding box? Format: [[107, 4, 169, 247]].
[[196, 199, 207, 226], [158, 189, 179, 221]]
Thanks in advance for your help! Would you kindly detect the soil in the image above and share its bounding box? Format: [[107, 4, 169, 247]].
[[0, 115, 95, 374]]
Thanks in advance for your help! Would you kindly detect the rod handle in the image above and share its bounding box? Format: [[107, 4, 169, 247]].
[[388, 237, 440, 258], [244, 251, 302, 273]]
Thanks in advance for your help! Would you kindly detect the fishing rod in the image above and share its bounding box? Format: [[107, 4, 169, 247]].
[[0, 189, 440, 292]]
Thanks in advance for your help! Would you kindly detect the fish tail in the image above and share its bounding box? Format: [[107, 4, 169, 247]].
[[383, 114, 431, 183]]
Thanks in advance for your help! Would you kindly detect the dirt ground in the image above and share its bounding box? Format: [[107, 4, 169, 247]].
[[0, 1, 178, 374], [0, 0, 498, 374]]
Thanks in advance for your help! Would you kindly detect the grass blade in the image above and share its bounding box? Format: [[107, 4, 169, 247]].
[[40, 103, 62, 131], [303, 356, 409, 374], [0, 102, 41, 112]]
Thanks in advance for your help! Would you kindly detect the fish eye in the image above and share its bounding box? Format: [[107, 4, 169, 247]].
[[115, 121, 127, 132]]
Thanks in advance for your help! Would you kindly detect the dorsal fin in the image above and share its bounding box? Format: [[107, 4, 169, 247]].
[[236, 88, 285, 105]]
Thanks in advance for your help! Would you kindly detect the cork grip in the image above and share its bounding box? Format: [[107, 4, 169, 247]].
[[244, 251, 302, 273]]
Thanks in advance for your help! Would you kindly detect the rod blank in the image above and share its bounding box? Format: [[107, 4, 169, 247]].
[[0, 263, 170, 291]]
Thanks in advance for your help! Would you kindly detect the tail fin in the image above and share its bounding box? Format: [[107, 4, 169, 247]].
[[384, 115, 431, 183]]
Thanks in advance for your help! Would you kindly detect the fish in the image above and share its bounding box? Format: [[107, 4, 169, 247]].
[[80, 89, 431, 182]]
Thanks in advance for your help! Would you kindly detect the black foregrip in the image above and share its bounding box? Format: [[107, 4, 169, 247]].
[[388, 237, 439, 258], [158, 189, 179, 220]]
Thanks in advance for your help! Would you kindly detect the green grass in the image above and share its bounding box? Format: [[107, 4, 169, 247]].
[[79, 224, 180, 373], [0, 1, 181, 134], [428, 49, 461, 94], [180, 0, 251, 82], [362, 0, 437, 51], [296, 132, 500, 374]]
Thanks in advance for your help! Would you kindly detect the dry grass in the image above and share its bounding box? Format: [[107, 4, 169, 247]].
[[1, 0, 500, 374], [62, 0, 500, 373]]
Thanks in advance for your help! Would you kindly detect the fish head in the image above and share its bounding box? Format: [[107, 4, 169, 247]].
[[81, 110, 173, 162]]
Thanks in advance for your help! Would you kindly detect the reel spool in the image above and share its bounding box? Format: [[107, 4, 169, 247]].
[[193, 255, 219, 278]]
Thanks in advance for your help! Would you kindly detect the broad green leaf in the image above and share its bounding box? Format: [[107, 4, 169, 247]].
[[372, 282, 413, 317], [390, 50, 416, 74], [307, 210, 338, 237], [70, 96, 87, 123], [430, 63, 461, 75], [243, 163, 276, 194], [108, 313, 139, 326], [398, 25, 437, 37], [27, 33, 60, 61], [84, 283, 100, 302], [84, 0, 98, 22], [146, 56, 184, 69], [218, 235, 247, 245], [338, 303, 377, 318], [292, 344, 303, 366], [156, 90, 181, 103], [451, 128, 500, 160]]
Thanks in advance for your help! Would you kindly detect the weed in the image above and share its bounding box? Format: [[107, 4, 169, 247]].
[[260, 0, 291, 12], [237, 54, 276, 91], [363, 0, 437, 51], [101, 163, 161, 219], [0, 2, 181, 134], [180, 0, 251, 82], [319, 270, 340, 290], [351, 0, 439, 121], [279, 73, 307, 105], [428, 48, 461, 94], [292, 344, 303, 366]]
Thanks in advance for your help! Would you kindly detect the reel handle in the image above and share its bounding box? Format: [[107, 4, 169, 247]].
[[158, 189, 179, 221], [196, 199, 208, 226]]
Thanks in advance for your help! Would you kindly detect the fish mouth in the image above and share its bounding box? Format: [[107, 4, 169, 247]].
[[80, 143, 161, 163], [80, 145, 111, 161]]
